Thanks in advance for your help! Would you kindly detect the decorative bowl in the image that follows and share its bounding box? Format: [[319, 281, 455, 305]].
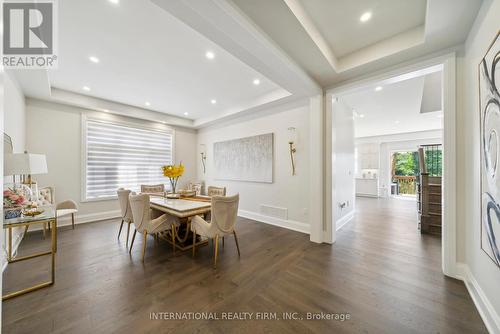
[[22, 209, 45, 217]]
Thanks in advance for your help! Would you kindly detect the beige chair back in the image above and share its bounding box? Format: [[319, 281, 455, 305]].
[[117, 188, 133, 222], [129, 193, 151, 233], [140, 184, 165, 194], [189, 182, 204, 196], [208, 186, 226, 197], [211, 194, 239, 234], [38, 187, 55, 206]]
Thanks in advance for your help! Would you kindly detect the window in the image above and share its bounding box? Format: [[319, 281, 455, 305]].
[[83, 118, 173, 200]]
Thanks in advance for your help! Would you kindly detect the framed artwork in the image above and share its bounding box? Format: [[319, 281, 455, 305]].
[[479, 31, 500, 267], [213, 133, 273, 183]]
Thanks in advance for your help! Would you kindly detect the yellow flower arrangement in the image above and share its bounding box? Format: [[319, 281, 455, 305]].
[[162, 163, 184, 194]]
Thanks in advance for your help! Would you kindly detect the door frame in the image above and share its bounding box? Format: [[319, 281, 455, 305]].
[[324, 52, 457, 278]]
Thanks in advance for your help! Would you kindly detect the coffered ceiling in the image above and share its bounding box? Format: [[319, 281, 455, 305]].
[[231, 0, 482, 86]]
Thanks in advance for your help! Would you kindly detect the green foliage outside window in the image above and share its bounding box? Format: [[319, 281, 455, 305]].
[[393, 152, 419, 176]]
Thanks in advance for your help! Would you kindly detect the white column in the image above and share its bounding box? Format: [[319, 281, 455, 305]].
[[309, 94, 325, 243]]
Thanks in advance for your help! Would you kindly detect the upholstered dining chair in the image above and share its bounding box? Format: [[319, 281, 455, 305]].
[[191, 194, 240, 268], [140, 184, 166, 197], [207, 186, 226, 197], [188, 181, 204, 196], [36, 187, 78, 232], [117, 188, 134, 245], [128, 193, 180, 262]]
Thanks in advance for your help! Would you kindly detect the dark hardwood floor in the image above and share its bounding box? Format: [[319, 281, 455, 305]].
[[2, 197, 487, 333]]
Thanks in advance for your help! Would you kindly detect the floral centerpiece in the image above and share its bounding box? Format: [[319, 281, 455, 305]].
[[162, 163, 184, 197], [3, 187, 27, 219]]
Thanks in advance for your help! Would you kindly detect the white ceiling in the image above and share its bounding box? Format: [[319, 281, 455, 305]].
[[341, 73, 443, 138], [299, 0, 427, 57], [10, 0, 484, 128], [231, 0, 482, 86], [48, 0, 289, 120]]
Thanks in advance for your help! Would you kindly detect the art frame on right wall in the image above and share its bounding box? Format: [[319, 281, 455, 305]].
[[479, 30, 500, 268]]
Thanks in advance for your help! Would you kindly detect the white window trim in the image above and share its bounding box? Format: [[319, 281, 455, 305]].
[[81, 114, 176, 202]]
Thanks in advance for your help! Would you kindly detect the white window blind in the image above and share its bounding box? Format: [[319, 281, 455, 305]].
[[84, 119, 173, 200]]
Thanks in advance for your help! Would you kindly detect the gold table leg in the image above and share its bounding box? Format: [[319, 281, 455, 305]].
[[2, 219, 56, 301], [8, 227, 12, 262]]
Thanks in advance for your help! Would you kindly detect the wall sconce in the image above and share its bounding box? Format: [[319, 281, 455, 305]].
[[287, 127, 297, 175], [200, 144, 207, 174]]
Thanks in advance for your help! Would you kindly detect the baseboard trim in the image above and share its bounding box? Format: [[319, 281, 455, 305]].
[[456, 263, 500, 334], [238, 210, 310, 235], [336, 210, 355, 231]]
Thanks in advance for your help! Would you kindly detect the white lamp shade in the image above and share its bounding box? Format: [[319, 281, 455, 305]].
[[4, 153, 48, 176]]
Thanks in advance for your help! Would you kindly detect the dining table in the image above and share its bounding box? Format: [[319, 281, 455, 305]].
[[149, 196, 211, 251]]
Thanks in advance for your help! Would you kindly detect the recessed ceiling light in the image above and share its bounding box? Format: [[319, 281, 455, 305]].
[[145, 101, 151, 106], [211, 99, 217, 104], [360, 12, 372, 23], [394, 120, 400, 124], [184, 112, 189, 116], [205, 51, 215, 59], [109, 0, 119, 4], [161, 121, 166, 124], [89, 56, 99, 63], [83, 86, 90, 91], [359, 114, 365, 118], [375, 86, 383, 92], [103, 109, 110, 113], [253, 79, 260, 85]]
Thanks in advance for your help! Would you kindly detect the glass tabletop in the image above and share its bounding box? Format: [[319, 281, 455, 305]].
[[3, 206, 56, 227]]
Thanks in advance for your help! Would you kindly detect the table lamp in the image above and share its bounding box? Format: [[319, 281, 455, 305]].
[[4, 151, 48, 202]]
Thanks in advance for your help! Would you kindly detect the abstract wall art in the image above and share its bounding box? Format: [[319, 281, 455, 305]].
[[479, 31, 500, 267], [213, 133, 273, 183]]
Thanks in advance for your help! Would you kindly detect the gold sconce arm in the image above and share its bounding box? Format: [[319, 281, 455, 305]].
[[200, 152, 207, 174], [289, 142, 296, 176]]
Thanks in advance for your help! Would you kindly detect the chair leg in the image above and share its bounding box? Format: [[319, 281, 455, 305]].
[[192, 229, 196, 257], [222, 236, 225, 249], [214, 235, 219, 269], [71, 213, 75, 229], [233, 230, 241, 257], [126, 222, 131, 246], [129, 229, 137, 253], [142, 231, 148, 262], [118, 219, 124, 239]]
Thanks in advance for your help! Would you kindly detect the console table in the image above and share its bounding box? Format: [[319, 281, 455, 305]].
[[3, 206, 57, 300]]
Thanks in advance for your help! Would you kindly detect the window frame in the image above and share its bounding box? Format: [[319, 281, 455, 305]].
[[81, 114, 175, 202]]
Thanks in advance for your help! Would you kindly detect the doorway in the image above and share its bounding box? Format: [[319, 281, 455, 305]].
[[390, 150, 419, 199], [326, 54, 457, 277]]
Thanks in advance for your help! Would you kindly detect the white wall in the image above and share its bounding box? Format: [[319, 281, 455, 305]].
[[1, 70, 4, 314], [196, 102, 310, 233], [3, 71, 26, 266], [457, 0, 500, 331], [25, 99, 197, 225], [332, 100, 355, 230]]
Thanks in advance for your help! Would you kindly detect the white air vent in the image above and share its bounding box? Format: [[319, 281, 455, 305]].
[[260, 205, 288, 220]]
